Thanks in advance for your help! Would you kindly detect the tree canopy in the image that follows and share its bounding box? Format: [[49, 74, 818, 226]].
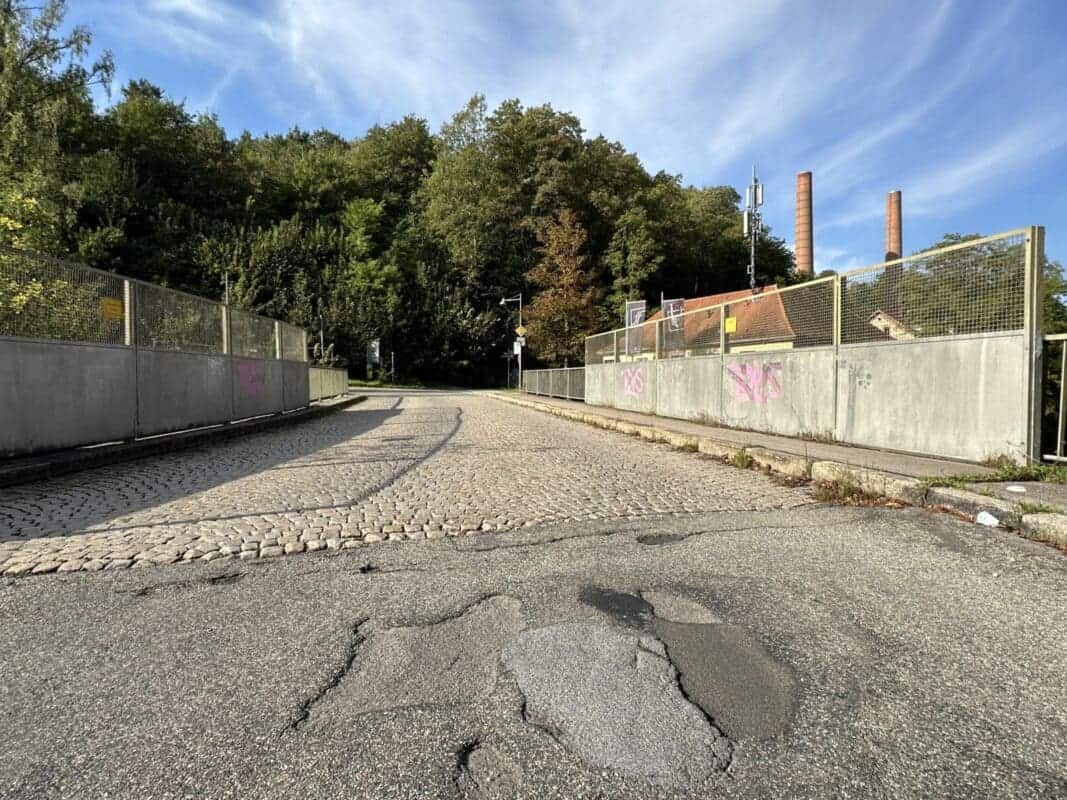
[[2, 1, 819, 383]]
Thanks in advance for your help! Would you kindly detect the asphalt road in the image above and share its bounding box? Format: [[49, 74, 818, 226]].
[[0, 390, 1065, 798]]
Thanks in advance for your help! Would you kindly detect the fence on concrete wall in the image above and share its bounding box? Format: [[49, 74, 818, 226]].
[[583, 228, 1043, 465], [522, 367, 585, 400], [310, 367, 348, 401], [0, 246, 315, 457]]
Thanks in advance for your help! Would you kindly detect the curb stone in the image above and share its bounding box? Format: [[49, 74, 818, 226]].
[[491, 393, 1067, 548], [925, 486, 1021, 528], [1020, 514, 1067, 547], [810, 461, 926, 505]]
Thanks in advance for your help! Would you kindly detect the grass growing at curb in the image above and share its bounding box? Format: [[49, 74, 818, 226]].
[[923, 463, 1067, 490], [731, 449, 753, 469], [812, 478, 905, 508], [1018, 501, 1062, 515]]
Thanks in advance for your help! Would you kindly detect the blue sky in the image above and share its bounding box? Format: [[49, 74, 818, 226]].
[[69, 0, 1067, 270]]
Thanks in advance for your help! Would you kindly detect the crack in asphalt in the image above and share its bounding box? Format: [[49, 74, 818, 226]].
[[654, 633, 736, 776], [118, 570, 245, 597], [636, 516, 867, 545], [383, 593, 512, 630], [283, 616, 370, 734]]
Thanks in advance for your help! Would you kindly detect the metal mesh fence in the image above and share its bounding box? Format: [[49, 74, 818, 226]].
[[135, 282, 224, 354], [523, 367, 585, 400], [585, 230, 1030, 360], [840, 231, 1026, 344], [586, 330, 616, 364], [725, 280, 833, 352], [280, 322, 307, 362], [230, 309, 277, 359], [0, 246, 126, 345], [680, 304, 722, 355]]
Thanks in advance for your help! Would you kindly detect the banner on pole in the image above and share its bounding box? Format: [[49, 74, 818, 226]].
[[624, 300, 646, 355], [662, 298, 684, 353]]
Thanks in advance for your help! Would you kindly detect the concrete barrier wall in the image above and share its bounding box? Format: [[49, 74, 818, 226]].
[[309, 367, 347, 401], [232, 358, 284, 419], [584, 364, 615, 407], [721, 348, 836, 438], [835, 334, 1027, 463], [655, 356, 722, 422], [0, 339, 136, 456], [612, 359, 657, 414], [4, 340, 316, 457], [282, 361, 310, 411], [583, 333, 1028, 463], [137, 351, 232, 437]]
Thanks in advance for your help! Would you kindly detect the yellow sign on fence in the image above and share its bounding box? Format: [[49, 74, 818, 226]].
[[724, 316, 737, 334], [100, 297, 124, 322]]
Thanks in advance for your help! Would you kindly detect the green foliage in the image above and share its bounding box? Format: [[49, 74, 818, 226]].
[[0, 3, 817, 384], [525, 209, 600, 365]]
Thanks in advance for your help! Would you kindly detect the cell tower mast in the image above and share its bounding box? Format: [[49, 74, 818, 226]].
[[743, 165, 764, 294]]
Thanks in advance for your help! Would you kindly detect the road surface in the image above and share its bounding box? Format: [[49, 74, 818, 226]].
[[0, 389, 1064, 799]]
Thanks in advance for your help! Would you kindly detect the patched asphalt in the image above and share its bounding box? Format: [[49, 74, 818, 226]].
[[1, 503, 1065, 798]]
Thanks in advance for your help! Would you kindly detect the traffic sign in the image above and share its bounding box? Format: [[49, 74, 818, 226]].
[[515, 325, 527, 337]]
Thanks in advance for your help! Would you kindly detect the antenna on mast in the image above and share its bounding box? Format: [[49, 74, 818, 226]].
[[742, 164, 764, 294]]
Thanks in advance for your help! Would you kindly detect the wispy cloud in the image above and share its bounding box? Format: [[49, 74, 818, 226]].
[[70, 0, 1067, 261]]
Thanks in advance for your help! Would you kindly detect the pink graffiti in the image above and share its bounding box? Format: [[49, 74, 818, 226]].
[[236, 360, 266, 397], [726, 361, 783, 404], [622, 366, 644, 397]]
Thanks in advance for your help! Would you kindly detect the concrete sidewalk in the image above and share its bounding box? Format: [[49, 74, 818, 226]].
[[492, 392, 1067, 549], [500, 394, 995, 479]]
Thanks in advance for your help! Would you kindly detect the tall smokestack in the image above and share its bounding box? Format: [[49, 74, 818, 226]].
[[794, 171, 813, 275], [885, 190, 902, 261]]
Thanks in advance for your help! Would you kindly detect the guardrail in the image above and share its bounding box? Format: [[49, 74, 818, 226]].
[[522, 367, 585, 401], [309, 367, 348, 401]]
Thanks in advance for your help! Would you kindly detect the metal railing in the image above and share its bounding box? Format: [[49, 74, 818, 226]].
[[522, 367, 585, 400], [586, 230, 1031, 364], [0, 245, 307, 361]]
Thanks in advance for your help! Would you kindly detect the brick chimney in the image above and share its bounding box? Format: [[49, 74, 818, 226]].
[[794, 171, 813, 275], [885, 190, 902, 261]]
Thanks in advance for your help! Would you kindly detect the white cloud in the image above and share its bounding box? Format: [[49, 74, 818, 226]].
[[75, 0, 1067, 249]]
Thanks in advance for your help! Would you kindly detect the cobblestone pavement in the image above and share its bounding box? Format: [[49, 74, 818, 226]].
[[0, 390, 812, 576]]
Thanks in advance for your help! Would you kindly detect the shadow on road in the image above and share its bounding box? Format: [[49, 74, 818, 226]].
[[0, 396, 448, 541]]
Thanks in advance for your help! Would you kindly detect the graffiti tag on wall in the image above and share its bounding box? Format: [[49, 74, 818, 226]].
[[726, 361, 783, 404], [622, 366, 645, 397], [236, 360, 266, 397]]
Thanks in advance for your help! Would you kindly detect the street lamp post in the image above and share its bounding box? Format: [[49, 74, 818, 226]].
[[500, 294, 523, 388]]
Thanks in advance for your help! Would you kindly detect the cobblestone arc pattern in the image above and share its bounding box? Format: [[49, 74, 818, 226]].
[[0, 392, 812, 575]]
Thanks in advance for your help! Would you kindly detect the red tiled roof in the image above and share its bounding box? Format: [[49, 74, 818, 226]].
[[648, 285, 795, 344]]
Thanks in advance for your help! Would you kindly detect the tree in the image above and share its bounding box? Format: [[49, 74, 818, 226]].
[[525, 210, 600, 365], [0, 0, 113, 251]]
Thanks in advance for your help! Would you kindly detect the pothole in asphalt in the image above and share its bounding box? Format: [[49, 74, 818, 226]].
[[502, 622, 732, 788], [642, 589, 797, 739], [636, 533, 689, 546], [455, 740, 522, 799], [569, 587, 797, 741], [654, 618, 796, 739], [301, 595, 524, 726], [578, 585, 653, 627]]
